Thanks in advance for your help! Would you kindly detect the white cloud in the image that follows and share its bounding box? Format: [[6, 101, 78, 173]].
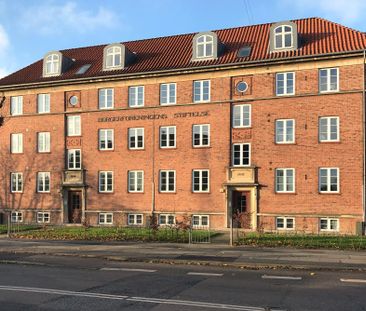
[[21, 1, 119, 35]]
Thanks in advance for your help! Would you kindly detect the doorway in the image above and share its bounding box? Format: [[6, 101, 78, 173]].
[[68, 191, 82, 223], [231, 191, 251, 229]]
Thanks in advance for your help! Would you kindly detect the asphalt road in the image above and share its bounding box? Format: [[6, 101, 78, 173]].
[[0, 254, 365, 311]]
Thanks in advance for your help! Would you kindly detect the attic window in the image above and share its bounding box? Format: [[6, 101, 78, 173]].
[[106, 46, 122, 68], [42, 51, 69, 77], [238, 46, 251, 58], [45, 53, 60, 76], [76, 64, 91, 75], [103, 43, 135, 71], [269, 21, 298, 53], [192, 31, 221, 61]]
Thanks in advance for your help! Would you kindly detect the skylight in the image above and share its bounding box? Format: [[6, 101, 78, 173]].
[[76, 64, 91, 75], [237, 46, 251, 58]]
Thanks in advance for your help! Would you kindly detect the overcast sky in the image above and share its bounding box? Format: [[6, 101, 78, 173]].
[[0, 0, 365, 78]]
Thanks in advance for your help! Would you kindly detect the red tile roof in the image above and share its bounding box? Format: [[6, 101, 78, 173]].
[[1, 17, 365, 87]]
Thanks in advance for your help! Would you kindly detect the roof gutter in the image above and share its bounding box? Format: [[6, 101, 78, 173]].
[[0, 50, 365, 92]]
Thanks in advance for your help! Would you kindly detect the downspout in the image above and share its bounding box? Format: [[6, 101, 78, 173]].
[[363, 50, 366, 229]]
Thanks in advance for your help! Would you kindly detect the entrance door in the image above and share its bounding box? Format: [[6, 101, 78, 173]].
[[232, 191, 251, 229], [68, 191, 82, 223]]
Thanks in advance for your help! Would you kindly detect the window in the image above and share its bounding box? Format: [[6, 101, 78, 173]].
[[233, 104, 251, 128], [128, 171, 144, 192], [67, 149, 81, 170], [160, 83, 176, 105], [193, 124, 210, 147], [38, 132, 50, 153], [159, 170, 176, 192], [10, 173, 23, 193], [99, 129, 114, 150], [98, 88, 114, 109], [99, 171, 113, 193], [160, 126, 176, 148], [105, 45, 122, 69], [11, 211, 23, 223], [37, 94, 50, 113], [45, 53, 60, 75], [99, 213, 113, 225], [159, 214, 175, 226], [128, 86, 144, 107], [128, 214, 143, 225], [275, 169, 295, 193], [128, 128, 144, 149], [196, 35, 214, 58], [37, 212, 50, 223], [319, 117, 339, 142], [67, 115, 81, 136], [320, 218, 339, 232], [276, 217, 294, 230], [11, 96, 23, 116], [275, 119, 295, 144], [11, 133, 23, 153], [192, 215, 209, 228], [319, 68, 339, 92], [276, 72, 295, 96], [37, 172, 50, 193], [192, 169, 209, 192], [193, 80, 210, 103], [274, 25, 293, 49], [319, 168, 339, 193], [232, 143, 250, 166]]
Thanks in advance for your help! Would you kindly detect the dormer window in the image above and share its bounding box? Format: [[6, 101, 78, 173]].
[[45, 53, 60, 75], [105, 45, 122, 68], [269, 21, 298, 52], [192, 31, 221, 61], [103, 43, 135, 71]]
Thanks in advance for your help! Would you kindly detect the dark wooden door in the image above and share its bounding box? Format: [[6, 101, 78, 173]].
[[232, 191, 251, 229], [68, 191, 82, 223]]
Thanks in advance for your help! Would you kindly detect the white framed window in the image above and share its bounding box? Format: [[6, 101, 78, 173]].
[[192, 169, 209, 193], [128, 170, 144, 192], [159, 170, 176, 193], [275, 169, 295, 193], [192, 215, 209, 228], [67, 149, 81, 170], [160, 83, 176, 105], [276, 217, 295, 230], [319, 68, 339, 93], [320, 218, 339, 232], [193, 124, 210, 147], [159, 214, 175, 226], [128, 128, 144, 149], [105, 46, 122, 69], [37, 212, 50, 223], [67, 115, 81, 136], [233, 104, 251, 128], [319, 117, 339, 142], [37, 172, 50, 193], [196, 34, 214, 58], [99, 171, 113, 193], [274, 25, 293, 49], [128, 86, 144, 107], [232, 143, 250, 166], [99, 129, 114, 150], [99, 213, 113, 225], [275, 119, 295, 144], [128, 214, 143, 225], [319, 168, 339, 193], [38, 132, 50, 153], [11, 133, 23, 153], [276, 72, 295, 96], [11, 211, 23, 223], [193, 80, 210, 103], [10, 173, 23, 193], [98, 88, 114, 109], [10, 96, 23, 116], [37, 94, 50, 113], [160, 126, 176, 148], [45, 53, 60, 75]]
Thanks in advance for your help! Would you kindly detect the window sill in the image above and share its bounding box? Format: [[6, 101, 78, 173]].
[[275, 142, 296, 145], [275, 192, 296, 195], [318, 191, 340, 195], [319, 140, 341, 144], [98, 191, 115, 194]]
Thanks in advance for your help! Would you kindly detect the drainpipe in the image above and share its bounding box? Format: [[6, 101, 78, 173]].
[[151, 117, 156, 224], [363, 50, 366, 231]]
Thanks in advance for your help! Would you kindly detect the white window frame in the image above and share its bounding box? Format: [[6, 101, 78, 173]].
[[98, 171, 114, 193], [320, 218, 339, 232], [160, 83, 176, 105], [196, 34, 214, 58], [37, 94, 50, 114], [67, 149, 82, 170], [233, 104, 251, 128], [105, 46, 122, 69], [319, 117, 340, 142], [67, 115, 81, 136], [274, 25, 293, 49], [45, 53, 60, 75], [192, 169, 210, 193], [128, 170, 144, 193], [10, 173, 23, 193], [275, 119, 295, 144], [276, 217, 295, 230], [319, 168, 340, 193], [192, 215, 209, 228], [11, 133, 23, 153], [98, 88, 114, 109], [232, 143, 251, 167], [11, 211, 23, 223], [128, 214, 143, 225], [11, 96, 23, 116], [192, 124, 210, 147], [160, 126, 176, 148], [275, 168, 295, 193], [99, 129, 114, 151], [159, 214, 175, 226], [319, 68, 339, 93], [38, 132, 51, 153], [128, 86, 144, 107], [99, 212, 113, 225], [128, 128, 144, 150], [37, 172, 51, 193], [193, 80, 210, 103], [276, 72, 295, 96], [159, 170, 176, 193], [37, 212, 50, 223]]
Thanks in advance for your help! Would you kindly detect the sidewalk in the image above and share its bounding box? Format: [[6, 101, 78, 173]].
[[0, 238, 365, 271]]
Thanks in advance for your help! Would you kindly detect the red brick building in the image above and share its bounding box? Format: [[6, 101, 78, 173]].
[[0, 18, 365, 234]]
